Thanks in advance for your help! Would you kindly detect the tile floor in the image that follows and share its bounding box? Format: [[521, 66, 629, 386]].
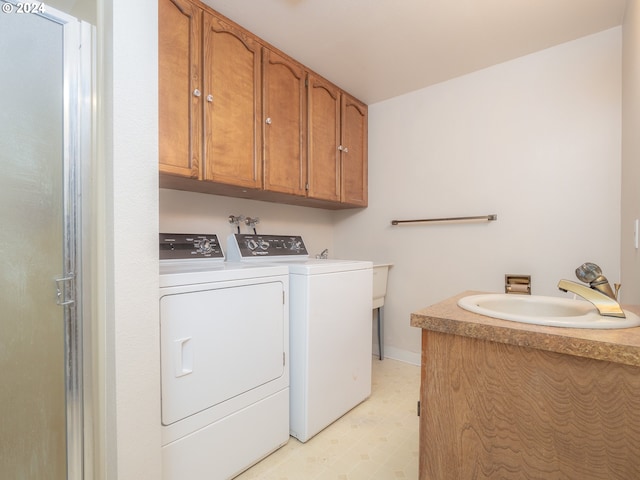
[[235, 357, 421, 480]]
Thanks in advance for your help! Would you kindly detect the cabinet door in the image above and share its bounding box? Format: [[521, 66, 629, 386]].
[[202, 12, 262, 189], [262, 49, 307, 196], [158, 0, 202, 178], [340, 94, 368, 206], [307, 74, 341, 202]]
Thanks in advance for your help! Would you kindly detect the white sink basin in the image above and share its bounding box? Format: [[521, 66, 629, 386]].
[[457, 293, 640, 329]]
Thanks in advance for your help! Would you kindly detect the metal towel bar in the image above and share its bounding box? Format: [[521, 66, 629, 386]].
[[391, 214, 497, 225]]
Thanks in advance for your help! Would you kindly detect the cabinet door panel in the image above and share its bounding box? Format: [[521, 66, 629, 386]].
[[307, 75, 340, 202], [262, 49, 306, 196], [203, 13, 262, 189], [341, 94, 368, 206], [158, 0, 201, 178]]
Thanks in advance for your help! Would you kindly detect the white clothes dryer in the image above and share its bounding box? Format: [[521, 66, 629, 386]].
[[227, 234, 373, 442], [159, 233, 289, 480]]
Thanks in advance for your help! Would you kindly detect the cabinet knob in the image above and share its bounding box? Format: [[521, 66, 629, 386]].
[[206, 94, 213, 103], [193, 89, 201, 97], [265, 117, 272, 125], [338, 145, 343, 151], [338, 145, 348, 153]]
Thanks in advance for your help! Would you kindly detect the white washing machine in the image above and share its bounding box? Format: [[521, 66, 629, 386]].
[[227, 234, 373, 442], [159, 233, 289, 480]]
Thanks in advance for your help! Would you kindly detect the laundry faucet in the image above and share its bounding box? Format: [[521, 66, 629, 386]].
[[316, 249, 329, 259]]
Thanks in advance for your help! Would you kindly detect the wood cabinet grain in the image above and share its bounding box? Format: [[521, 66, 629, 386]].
[[158, 0, 368, 209], [158, 0, 201, 178], [202, 12, 262, 189], [262, 48, 307, 196], [340, 94, 368, 206], [420, 330, 640, 480], [307, 73, 341, 203], [307, 75, 368, 206]]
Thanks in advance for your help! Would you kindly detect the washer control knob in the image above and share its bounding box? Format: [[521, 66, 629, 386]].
[[259, 240, 269, 250], [289, 240, 301, 251], [246, 239, 258, 250], [196, 238, 213, 254]]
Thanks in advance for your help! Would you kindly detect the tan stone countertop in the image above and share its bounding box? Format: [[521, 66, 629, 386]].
[[411, 291, 640, 367]]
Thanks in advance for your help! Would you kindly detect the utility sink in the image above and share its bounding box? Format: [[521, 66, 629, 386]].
[[457, 293, 640, 329]]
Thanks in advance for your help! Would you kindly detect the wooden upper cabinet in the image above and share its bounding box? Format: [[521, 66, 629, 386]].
[[340, 94, 368, 206], [262, 48, 307, 196], [202, 12, 262, 189], [158, 0, 202, 178], [307, 74, 368, 206], [158, 0, 368, 208], [307, 74, 341, 203]]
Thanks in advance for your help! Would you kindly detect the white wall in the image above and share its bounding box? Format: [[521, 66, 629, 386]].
[[99, 0, 161, 478], [46, 0, 96, 24], [159, 189, 335, 257], [335, 28, 622, 364], [622, 0, 640, 303]]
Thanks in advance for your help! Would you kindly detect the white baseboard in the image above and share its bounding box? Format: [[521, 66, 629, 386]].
[[373, 345, 421, 366]]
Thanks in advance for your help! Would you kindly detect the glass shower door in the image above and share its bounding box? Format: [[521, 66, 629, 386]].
[[0, 3, 88, 478]]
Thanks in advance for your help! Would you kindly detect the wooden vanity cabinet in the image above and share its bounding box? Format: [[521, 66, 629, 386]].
[[158, 0, 201, 179], [262, 48, 307, 197], [308, 74, 368, 207], [412, 295, 640, 480], [419, 331, 640, 480]]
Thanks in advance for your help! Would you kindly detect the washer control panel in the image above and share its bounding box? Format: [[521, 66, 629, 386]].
[[160, 233, 224, 260], [230, 234, 308, 258]]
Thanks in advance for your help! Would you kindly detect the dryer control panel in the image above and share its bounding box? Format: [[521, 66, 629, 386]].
[[159, 233, 224, 260], [228, 234, 308, 259]]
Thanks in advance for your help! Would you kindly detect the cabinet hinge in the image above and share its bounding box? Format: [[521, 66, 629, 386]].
[[283, 352, 286, 366], [417, 400, 421, 417]]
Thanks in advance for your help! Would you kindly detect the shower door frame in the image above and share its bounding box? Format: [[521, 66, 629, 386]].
[[39, 3, 95, 479], [3, 0, 94, 475]]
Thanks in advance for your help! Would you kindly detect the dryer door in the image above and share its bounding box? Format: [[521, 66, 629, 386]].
[[160, 280, 286, 425]]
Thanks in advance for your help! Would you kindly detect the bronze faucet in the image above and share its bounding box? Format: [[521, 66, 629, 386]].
[[558, 262, 625, 318]]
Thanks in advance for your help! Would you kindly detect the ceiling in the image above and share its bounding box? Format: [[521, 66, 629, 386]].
[[203, 0, 629, 104]]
